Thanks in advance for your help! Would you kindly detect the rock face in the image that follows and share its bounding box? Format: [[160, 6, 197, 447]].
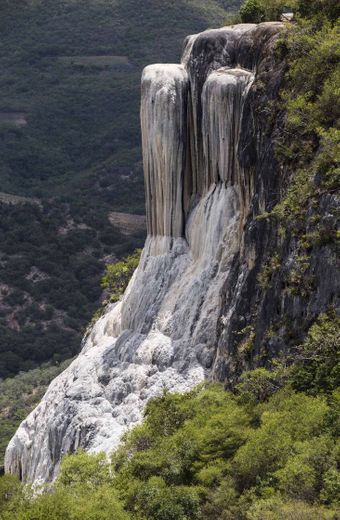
[[7, 21, 336, 483]]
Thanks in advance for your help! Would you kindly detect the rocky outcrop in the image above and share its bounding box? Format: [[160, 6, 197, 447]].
[[8, 21, 330, 484]]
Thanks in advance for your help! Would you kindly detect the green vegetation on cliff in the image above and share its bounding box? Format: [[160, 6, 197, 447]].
[[240, 0, 339, 23], [247, 0, 339, 363], [101, 249, 142, 303], [274, 1, 339, 237], [253, 0, 339, 284]]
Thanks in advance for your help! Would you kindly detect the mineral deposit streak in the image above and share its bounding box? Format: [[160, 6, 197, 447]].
[[5, 23, 283, 483]]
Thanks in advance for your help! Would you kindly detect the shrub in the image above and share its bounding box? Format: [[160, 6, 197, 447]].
[[247, 496, 338, 519], [101, 249, 142, 302], [289, 313, 340, 395], [240, 0, 265, 22]]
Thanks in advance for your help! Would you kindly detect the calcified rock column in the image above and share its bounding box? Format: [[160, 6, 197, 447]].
[[141, 64, 188, 238], [182, 24, 256, 198], [5, 23, 284, 484], [202, 68, 254, 189]]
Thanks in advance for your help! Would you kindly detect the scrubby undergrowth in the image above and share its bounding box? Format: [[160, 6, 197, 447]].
[[2, 249, 337, 517], [0, 313, 339, 519]]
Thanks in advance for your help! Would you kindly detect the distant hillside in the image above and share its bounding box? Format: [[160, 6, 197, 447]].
[[0, 201, 146, 378], [0, 0, 240, 201]]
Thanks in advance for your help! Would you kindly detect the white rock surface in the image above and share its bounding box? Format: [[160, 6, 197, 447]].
[[202, 68, 254, 191], [141, 64, 188, 237]]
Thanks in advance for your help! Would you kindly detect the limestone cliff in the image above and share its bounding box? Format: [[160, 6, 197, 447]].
[[5, 22, 336, 484]]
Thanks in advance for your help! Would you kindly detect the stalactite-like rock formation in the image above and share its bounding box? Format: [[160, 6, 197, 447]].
[[202, 68, 254, 192], [141, 64, 188, 238], [5, 23, 285, 484]]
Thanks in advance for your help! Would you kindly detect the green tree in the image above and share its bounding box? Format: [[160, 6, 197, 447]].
[[239, 0, 265, 22], [289, 314, 340, 395], [233, 391, 329, 489], [0, 475, 26, 515], [58, 450, 113, 489]]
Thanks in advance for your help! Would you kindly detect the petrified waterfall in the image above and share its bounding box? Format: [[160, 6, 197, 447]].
[[141, 64, 188, 238], [5, 22, 283, 483]]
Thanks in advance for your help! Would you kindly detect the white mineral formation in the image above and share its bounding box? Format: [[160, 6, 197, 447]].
[[141, 64, 188, 237], [5, 22, 283, 483]]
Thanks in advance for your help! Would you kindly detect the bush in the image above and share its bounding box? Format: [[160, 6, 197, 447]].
[[240, 0, 265, 22], [289, 314, 340, 395], [101, 249, 141, 302], [247, 496, 338, 519]]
